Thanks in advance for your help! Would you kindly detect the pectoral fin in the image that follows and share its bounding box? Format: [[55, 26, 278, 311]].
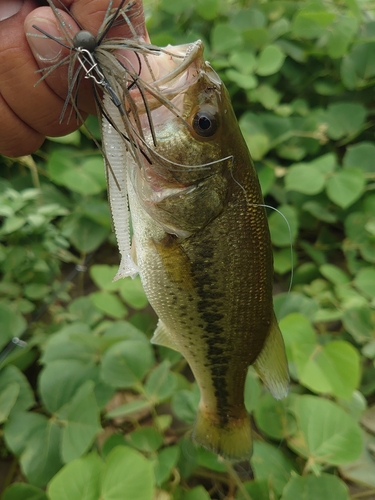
[[151, 320, 179, 352], [253, 313, 289, 400]]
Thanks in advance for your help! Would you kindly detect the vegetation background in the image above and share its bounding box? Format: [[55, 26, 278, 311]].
[[0, 0, 375, 498]]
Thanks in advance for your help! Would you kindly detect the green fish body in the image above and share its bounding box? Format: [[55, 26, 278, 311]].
[[125, 41, 289, 460]]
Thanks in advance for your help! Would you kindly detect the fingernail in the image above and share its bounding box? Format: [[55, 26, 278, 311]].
[[25, 18, 63, 62], [0, 0, 24, 21]]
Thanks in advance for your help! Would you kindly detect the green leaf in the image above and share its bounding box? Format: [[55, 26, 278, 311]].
[[0, 365, 35, 414], [256, 45, 285, 76], [90, 291, 128, 319], [292, 340, 360, 399], [6, 413, 63, 487], [254, 392, 296, 440], [251, 441, 296, 495], [57, 381, 101, 463], [281, 473, 350, 500], [339, 432, 375, 488], [47, 453, 103, 500], [2, 483, 48, 500], [0, 382, 20, 423], [292, 9, 335, 39], [226, 70, 258, 90], [344, 142, 375, 174], [172, 385, 200, 424], [183, 486, 211, 500], [268, 205, 298, 247], [101, 340, 155, 388], [62, 214, 109, 253], [354, 267, 375, 298], [38, 360, 99, 413], [326, 169, 366, 209], [101, 446, 154, 500], [144, 361, 177, 403], [211, 24, 242, 53], [236, 480, 269, 500], [90, 264, 119, 291], [343, 308, 375, 343], [153, 446, 180, 487], [288, 395, 363, 466], [285, 164, 325, 195], [325, 102, 366, 140], [118, 276, 149, 309], [106, 398, 151, 419], [244, 369, 261, 414], [127, 427, 163, 453], [320, 264, 350, 285], [0, 303, 27, 350]]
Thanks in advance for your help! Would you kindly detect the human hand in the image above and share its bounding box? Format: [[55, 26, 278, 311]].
[[0, 0, 147, 157]]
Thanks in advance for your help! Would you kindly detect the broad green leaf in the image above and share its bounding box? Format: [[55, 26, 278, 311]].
[[354, 267, 375, 298], [256, 45, 285, 76], [211, 24, 242, 53], [57, 381, 101, 463], [339, 432, 375, 488], [90, 264, 119, 292], [285, 164, 325, 195], [343, 141, 375, 173], [251, 441, 296, 495], [153, 446, 180, 487], [236, 480, 269, 500], [38, 360, 99, 413], [320, 264, 350, 285], [160, 0, 191, 14], [326, 16, 358, 59], [288, 395, 363, 465], [325, 102, 366, 140], [0, 303, 26, 350], [244, 369, 261, 414], [18, 415, 63, 486], [118, 276, 148, 309], [291, 340, 360, 399], [101, 340, 155, 388], [127, 427, 163, 453], [0, 382, 19, 423], [172, 385, 200, 424], [0, 365, 34, 414], [292, 9, 335, 39], [183, 486, 211, 500], [62, 214, 109, 253], [226, 69, 258, 90], [196, 446, 227, 472], [106, 399, 151, 419], [326, 169, 366, 209], [281, 473, 350, 500], [101, 446, 154, 500], [269, 205, 298, 247], [303, 201, 337, 223], [47, 453, 103, 500], [196, 0, 219, 20], [90, 291, 128, 319], [144, 361, 177, 403], [254, 392, 296, 440], [2, 483, 48, 500], [1, 216, 26, 234], [68, 296, 103, 326], [343, 308, 375, 343]]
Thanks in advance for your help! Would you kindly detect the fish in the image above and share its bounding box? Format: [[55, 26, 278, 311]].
[[30, 0, 289, 461], [103, 36, 290, 461]]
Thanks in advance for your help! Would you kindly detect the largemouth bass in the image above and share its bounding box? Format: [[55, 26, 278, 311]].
[[105, 40, 290, 460], [31, 0, 289, 461]]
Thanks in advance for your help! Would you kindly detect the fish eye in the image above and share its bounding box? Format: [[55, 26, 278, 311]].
[[192, 110, 218, 138], [73, 30, 97, 52]]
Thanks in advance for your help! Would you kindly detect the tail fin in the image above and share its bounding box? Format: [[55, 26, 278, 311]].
[[192, 405, 252, 461]]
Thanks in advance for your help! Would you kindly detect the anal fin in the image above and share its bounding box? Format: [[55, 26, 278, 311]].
[[253, 313, 289, 400], [151, 319, 179, 352]]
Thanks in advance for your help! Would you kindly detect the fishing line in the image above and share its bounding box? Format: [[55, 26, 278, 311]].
[[229, 169, 294, 295]]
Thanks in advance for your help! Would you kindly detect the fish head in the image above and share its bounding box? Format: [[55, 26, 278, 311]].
[[126, 40, 248, 236]]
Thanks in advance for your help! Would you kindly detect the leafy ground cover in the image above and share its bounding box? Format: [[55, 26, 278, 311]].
[[1, 0, 375, 499]]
